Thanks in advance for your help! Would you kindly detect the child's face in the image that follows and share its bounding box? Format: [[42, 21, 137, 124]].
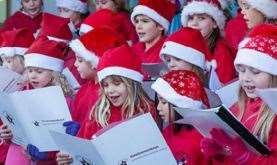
[[58, 7, 80, 24], [21, 0, 42, 16], [239, 0, 265, 29], [74, 56, 96, 80], [1, 56, 25, 74], [157, 95, 174, 123], [163, 55, 194, 71], [187, 13, 217, 39], [236, 64, 272, 98], [27, 67, 53, 89], [102, 76, 128, 107], [134, 15, 164, 43], [94, 0, 117, 12]]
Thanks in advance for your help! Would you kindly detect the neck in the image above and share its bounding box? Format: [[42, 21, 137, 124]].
[[145, 35, 162, 51]]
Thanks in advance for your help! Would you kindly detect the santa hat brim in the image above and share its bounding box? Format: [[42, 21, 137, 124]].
[[160, 41, 206, 69], [97, 66, 143, 83], [151, 78, 203, 108], [234, 48, 277, 75], [25, 53, 64, 72], [181, 1, 226, 36], [56, 0, 88, 13], [131, 5, 170, 32], [79, 24, 93, 34], [0, 47, 27, 57], [69, 39, 99, 67], [247, 0, 277, 19]]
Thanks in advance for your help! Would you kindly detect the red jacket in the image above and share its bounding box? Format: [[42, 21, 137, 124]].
[[71, 80, 99, 125], [163, 125, 207, 165], [212, 98, 277, 164], [0, 11, 42, 34], [208, 38, 236, 84], [132, 37, 165, 63], [0, 120, 9, 164]]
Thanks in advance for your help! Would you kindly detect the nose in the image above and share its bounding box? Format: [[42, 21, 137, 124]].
[[241, 70, 252, 83], [30, 0, 35, 6], [105, 85, 115, 94], [74, 59, 79, 68]]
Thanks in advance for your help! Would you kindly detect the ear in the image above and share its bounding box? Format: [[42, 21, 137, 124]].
[[157, 24, 165, 32]]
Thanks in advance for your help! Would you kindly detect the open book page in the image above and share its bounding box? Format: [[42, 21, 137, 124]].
[[0, 67, 23, 93], [50, 131, 105, 165], [215, 80, 240, 108], [208, 67, 222, 91], [0, 86, 72, 151], [256, 88, 277, 113]]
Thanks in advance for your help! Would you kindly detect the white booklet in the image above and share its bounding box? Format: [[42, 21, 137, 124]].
[[215, 80, 240, 108], [0, 67, 23, 93], [208, 67, 222, 91], [0, 86, 72, 151], [256, 88, 277, 113], [51, 113, 177, 165]]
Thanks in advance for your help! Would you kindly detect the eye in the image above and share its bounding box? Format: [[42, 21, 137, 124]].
[[242, 2, 251, 10], [250, 68, 261, 75], [236, 65, 246, 73], [113, 80, 121, 86]]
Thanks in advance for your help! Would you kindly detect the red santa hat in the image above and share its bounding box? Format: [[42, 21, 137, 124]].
[[151, 70, 209, 108], [246, 0, 277, 19], [160, 27, 209, 70], [24, 37, 66, 72], [0, 28, 34, 57], [70, 27, 126, 67], [131, 0, 176, 32], [97, 44, 143, 83], [181, 0, 227, 36], [234, 24, 277, 75], [39, 13, 74, 43], [56, 0, 88, 14]]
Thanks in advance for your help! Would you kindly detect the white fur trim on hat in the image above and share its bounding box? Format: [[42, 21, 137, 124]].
[[69, 39, 99, 67], [160, 41, 206, 69], [47, 36, 69, 43], [131, 5, 170, 32], [24, 53, 64, 72], [0, 47, 27, 57], [151, 78, 203, 108], [79, 24, 93, 34], [234, 48, 277, 75], [181, 1, 226, 36], [56, 0, 88, 13], [247, 0, 277, 19], [97, 66, 143, 83]]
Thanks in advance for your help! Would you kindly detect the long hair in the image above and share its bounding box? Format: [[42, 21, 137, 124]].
[[238, 76, 277, 144], [90, 75, 153, 127], [51, 71, 74, 97]]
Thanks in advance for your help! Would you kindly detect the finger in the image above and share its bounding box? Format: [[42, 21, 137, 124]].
[[63, 121, 72, 126]]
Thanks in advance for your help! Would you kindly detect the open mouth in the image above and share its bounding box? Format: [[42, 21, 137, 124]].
[[244, 85, 255, 93], [109, 95, 120, 103], [137, 32, 146, 38]]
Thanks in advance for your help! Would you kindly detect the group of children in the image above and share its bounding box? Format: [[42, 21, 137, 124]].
[[0, 0, 276, 164]]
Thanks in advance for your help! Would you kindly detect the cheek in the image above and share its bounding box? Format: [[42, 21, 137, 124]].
[[255, 76, 271, 89]]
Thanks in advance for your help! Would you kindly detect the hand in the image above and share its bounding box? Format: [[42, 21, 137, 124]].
[[0, 124, 13, 141], [200, 137, 224, 157], [63, 121, 80, 136], [56, 152, 73, 165], [26, 144, 48, 161]]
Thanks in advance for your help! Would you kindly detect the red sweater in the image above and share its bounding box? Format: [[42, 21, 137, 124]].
[[212, 98, 277, 164], [163, 125, 207, 165], [1, 11, 42, 34], [0, 120, 9, 164]]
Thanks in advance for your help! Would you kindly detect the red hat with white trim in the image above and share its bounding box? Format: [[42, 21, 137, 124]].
[[39, 13, 73, 43], [70, 27, 126, 68], [181, 0, 227, 36], [97, 44, 143, 83], [234, 24, 277, 75], [0, 28, 35, 57], [131, 0, 176, 32], [160, 27, 209, 70], [151, 70, 209, 108], [24, 37, 67, 72], [56, 0, 88, 14], [246, 0, 277, 19]]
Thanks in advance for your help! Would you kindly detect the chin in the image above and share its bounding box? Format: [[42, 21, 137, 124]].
[[246, 93, 258, 99]]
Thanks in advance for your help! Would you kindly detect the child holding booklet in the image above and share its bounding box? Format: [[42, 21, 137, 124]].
[[56, 44, 156, 165], [0, 37, 73, 165], [151, 70, 209, 165], [200, 24, 277, 164]]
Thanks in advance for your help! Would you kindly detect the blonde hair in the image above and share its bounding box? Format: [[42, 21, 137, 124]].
[[90, 75, 153, 127], [51, 71, 74, 97], [238, 76, 277, 144]]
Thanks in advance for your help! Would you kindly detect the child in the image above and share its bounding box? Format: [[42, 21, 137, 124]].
[[0, 37, 73, 165], [93, 0, 138, 44], [151, 70, 209, 164], [0, 0, 43, 34], [69, 26, 125, 124], [131, 0, 176, 63], [56, 0, 89, 35], [181, 0, 236, 84], [201, 24, 277, 164], [0, 28, 35, 75], [56, 44, 155, 165]]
